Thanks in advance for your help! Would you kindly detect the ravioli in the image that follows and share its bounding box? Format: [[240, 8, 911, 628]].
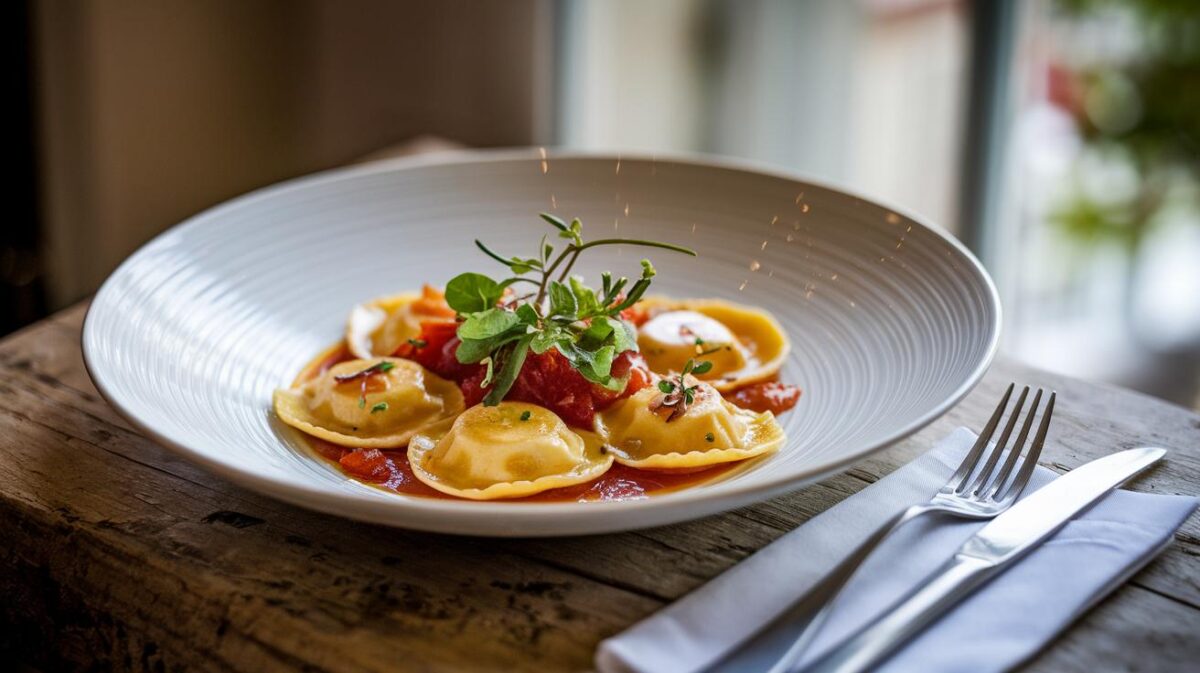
[[273, 357, 463, 448], [595, 380, 784, 469], [408, 402, 613, 500], [346, 286, 455, 359], [636, 298, 790, 391]]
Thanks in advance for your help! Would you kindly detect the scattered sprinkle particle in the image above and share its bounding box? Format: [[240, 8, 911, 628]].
[[539, 147, 548, 174], [738, 280, 748, 291], [615, 157, 622, 175], [801, 203, 810, 214], [786, 233, 796, 242], [624, 203, 630, 217], [749, 260, 761, 272], [550, 194, 557, 209], [771, 215, 779, 226], [691, 222, 697, 233], [371, 402, 388, 413], [761, 240, 768, 250], [831, 273, 839, 280], [705, 432, 715, 443], [886, 212, 901, 225], [519, 410, 532, 421]]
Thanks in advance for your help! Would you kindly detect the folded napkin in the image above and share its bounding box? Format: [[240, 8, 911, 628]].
[[596, 428, 1197, 673]]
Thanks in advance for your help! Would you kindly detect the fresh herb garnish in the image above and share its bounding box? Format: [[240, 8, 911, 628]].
[[519, 410, 532, 421], [443, 214, 696, 405], [407, 338, 427, 348], [334, 360, 395, 383], [370, 402, 389, 414], [336, 361, 397, 409], [653, 358, 713, 421]]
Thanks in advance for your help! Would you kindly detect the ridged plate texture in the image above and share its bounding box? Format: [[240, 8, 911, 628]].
[[83, 150, 1000, 536]]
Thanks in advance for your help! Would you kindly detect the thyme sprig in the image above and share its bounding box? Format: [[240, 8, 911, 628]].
[[443, 213, 696, 405]]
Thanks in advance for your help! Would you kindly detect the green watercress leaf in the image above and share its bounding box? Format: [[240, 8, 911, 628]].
[[483, 335, 534, 405], [445, 272, 503, 313], [548, 281, 577, 319], [570, 276, 600, 316], [457, 308, 520, 340]]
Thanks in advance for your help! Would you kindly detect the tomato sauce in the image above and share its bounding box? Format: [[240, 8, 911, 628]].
[[725, 380, 802, 415], [393, 320, 651, 428], [304, 436, 741, 502], [291, 333, 798, 502]]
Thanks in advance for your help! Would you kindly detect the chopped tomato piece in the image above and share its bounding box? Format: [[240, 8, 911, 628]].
[[463, 349, 651, 428], [395, 317, 652, 428], [393, 320, 481, 381], [411, 284, 456, 318], [725, 381, 802, 415]]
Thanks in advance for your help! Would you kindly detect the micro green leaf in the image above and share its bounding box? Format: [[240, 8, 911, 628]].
[[445, 273, 504, 314], [548, 281, 577, 319], [539, 212, 569, 231], [483, 335, 533, 405], [458, 308, 521, 340], [460, 213, 695, 405]]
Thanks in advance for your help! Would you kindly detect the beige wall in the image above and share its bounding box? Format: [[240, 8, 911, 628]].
[[34, 0, 550, 307]]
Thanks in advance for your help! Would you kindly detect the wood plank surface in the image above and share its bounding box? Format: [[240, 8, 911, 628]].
[[0, 302, 1196, 672]]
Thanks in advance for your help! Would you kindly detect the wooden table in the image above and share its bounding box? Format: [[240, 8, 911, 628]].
[[1, 302, 1197, 672]]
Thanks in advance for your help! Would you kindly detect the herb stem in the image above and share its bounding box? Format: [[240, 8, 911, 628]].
[[556, 248, 583, 283], [576, 239, 697, 256], [476, 240, 514, 267]]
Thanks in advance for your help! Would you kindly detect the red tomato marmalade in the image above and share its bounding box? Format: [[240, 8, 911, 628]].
[[393, 320, 651, 428], [294, 306, 799, 502], [725, 380, 802, 415], [307, 437, 740, 502]]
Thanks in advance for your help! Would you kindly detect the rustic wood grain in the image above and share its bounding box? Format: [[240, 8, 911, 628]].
[[0, 302, 1197, 672]]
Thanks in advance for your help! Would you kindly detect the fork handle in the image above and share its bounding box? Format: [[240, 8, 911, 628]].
[[798, 555, 996, 673], [764, 503, 935, 673]]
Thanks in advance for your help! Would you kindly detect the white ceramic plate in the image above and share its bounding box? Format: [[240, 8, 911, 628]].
[[83, 150, 999, 536]]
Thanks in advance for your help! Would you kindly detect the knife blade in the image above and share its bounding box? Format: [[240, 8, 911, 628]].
[[798, 446, 1166, 673]]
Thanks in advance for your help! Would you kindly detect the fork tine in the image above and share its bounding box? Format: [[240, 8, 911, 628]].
[[985, 388, 1043, 499], [997, 391, 1056, 502], [964, 386, 1029, 495], [948, 383, 1014, 491]]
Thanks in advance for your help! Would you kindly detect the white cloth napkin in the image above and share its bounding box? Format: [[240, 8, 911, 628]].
[[595, 428, 1198, 673]]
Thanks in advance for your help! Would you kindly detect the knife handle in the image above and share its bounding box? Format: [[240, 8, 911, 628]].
[[799, 554, 996, 673]]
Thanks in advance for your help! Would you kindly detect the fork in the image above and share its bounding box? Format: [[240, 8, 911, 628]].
[[765, 383, 1056, 673]]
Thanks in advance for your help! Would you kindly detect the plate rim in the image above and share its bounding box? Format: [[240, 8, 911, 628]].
[[81, 147, 1001, 533]]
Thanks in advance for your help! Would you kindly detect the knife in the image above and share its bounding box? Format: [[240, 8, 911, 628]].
[[795, 446, 1166, 673]]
